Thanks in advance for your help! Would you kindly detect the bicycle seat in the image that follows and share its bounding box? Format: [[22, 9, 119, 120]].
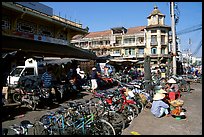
[[20, 120, 34, 129]]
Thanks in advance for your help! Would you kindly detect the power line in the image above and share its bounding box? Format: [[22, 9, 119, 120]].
[[192, 40, 202, 56], [177, 24, 202, 35]]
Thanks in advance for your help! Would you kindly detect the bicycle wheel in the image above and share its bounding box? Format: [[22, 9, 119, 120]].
[[129, 104, 139, 118], [88, 119, 116, 135], [33, 121, 49, 135], [89, 97, 105, 116], [102, 111, 125, 134], [135, 99, 144, 113], [121, 105, 135, 125]]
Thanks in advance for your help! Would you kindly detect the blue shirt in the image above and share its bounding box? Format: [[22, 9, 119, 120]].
[[151, 100, 169, 117], [41, 71, 52, 88]]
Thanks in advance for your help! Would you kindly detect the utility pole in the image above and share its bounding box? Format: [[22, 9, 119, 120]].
[[170, 2, 177, 75]]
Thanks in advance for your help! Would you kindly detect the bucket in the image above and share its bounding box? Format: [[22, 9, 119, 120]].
[[175, 116, 181, 120]]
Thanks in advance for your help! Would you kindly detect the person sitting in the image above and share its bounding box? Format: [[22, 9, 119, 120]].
[[167, 78, 179, 92], [165, 78, 180, 100], [151, 93, 171, 118]]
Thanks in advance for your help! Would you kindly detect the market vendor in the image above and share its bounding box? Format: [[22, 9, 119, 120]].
[[151, 93, 171, 118], [164, 78, 181, 100], [165, 78, 179, 92]]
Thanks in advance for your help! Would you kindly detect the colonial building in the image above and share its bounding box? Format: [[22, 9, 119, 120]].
[[2, 2, 96, 59], [71, 6, 171, 68]]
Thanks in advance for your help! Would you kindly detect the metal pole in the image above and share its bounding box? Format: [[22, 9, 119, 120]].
[[170, 2, 177, 75]]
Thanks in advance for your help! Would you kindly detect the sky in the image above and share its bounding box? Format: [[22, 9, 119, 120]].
[[40, 2, 202, 58]]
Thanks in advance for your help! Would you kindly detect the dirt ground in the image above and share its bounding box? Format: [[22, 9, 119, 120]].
[[2, 82, 202, 135]]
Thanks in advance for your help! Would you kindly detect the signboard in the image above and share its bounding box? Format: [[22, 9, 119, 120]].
[[13, 31, 34, 40], [15, 2, 53, 16], [34, 35, 68, 45]]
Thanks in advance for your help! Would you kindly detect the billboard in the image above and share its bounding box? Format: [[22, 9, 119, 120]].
[[15, 2, 53, 16]]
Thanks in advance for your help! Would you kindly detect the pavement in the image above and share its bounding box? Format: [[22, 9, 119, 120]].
[[1, 82, 202, 135], [121, 82, 202, 135]]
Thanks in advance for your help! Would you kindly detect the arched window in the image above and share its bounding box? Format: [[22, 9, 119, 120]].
[[151, 47, 157, 54]]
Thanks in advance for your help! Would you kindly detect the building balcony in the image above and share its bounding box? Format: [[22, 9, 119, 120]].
[[160, 54, 170, 58], [150, 41, 158, 46], [123, 55, 136, 58], [123, 43, 136, 46], [136, 54, 144, 58], [110, 53, 121, 57], [136, 42, 145, 46], [150, 54, 159, 57], [161, 42, 168, 45]]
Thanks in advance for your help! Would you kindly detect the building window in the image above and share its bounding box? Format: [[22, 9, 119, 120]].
[[105, 40, 110, 45], [125, 49, 129, 55], [151, 30, 157, 33], [151, 35, 157, 45], [138, 48, 144, 54], [161, 47, 165, 54], [151, 47, 157, 54], [125, 48, 135, 55], [113, 49, 120, 54], [17, 20, 37, 34], [130, 48, 135, 55], [161, 30, 166, 33], [124, 37, 135, 44], [137, 37, 144, 43], [161, 35, 166, 45]]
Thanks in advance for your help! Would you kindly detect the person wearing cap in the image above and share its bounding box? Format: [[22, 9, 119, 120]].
[[91, 67, 98, 93], [151, 93, 170, 118]]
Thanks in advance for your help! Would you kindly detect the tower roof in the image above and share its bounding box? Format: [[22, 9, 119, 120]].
[[147, 5, 165, 18]]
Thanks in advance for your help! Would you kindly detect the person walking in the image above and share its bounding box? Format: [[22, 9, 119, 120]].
[[41, 66, 54, 109], [91, 67, 98, 93]]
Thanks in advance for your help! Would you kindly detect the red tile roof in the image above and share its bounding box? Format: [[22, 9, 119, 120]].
[[72, 26, 146, 40], [84, 30, 112, 38], [126, 26, 146, 34]]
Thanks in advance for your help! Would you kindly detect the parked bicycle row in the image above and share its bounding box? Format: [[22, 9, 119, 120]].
[[2, 64, 199, 135]]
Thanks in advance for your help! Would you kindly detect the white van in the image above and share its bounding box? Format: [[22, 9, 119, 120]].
[[7, 58, 44, 87]]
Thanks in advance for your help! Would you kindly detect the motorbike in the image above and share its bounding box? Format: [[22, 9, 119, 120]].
[[12, 85, 41, 111], [12, 77, 51, 110]]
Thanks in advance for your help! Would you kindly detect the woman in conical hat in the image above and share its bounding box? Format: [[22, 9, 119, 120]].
[[165, 78, 179, 92], [151, 93, 170, 118]]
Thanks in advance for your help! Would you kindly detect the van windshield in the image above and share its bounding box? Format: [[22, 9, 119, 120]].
[[10, 68, 24, 77]]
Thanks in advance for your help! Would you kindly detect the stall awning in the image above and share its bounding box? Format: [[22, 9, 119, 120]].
[[2, 35, 97, 60], [109, 59, 139, 63]]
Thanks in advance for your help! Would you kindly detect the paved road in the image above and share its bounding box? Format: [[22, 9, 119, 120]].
[[2, 83, 202, 135]]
